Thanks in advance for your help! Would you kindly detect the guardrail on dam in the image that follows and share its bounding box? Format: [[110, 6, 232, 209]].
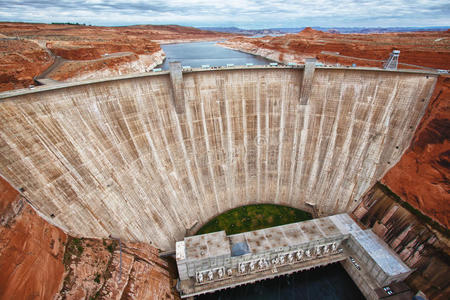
[[0, 65, 437, 250]]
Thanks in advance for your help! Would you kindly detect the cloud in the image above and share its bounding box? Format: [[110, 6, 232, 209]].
[[0, 0, 448, 27]]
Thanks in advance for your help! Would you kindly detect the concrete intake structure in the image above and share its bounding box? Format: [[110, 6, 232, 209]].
[[0, 65, 437, 250]]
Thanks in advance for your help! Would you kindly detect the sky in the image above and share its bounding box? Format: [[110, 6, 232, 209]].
[[0, 0, 449, 28]]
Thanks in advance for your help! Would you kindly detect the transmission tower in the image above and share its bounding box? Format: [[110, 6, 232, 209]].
[[383, 50, 400, 70]]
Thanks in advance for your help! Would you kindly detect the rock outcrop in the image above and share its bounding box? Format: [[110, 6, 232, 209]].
[[57, 238, 179, 300], [0, 178, 67, 300], [353, 183, 449, 300], [0, 38, 54, 91], [0, 177, 178, 300], [382, 75, 450, 228], [49, 49, 166, 82]]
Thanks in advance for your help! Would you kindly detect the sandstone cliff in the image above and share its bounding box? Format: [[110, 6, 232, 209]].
[[0, 177, 67, 300], [57, 238, 179, 300], [48, 49, 166, 82], [0, 176, 178, 300], [353, 183, 449, 299], [382, 75, 450, 228], [0, 38, 54, 91]]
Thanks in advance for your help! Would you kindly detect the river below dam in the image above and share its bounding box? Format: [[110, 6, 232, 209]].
[[158, 41, 272, 70], [196, 263, 365, 300]]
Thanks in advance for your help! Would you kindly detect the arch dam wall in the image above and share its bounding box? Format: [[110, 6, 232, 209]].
[[0, 66, 437, 250]]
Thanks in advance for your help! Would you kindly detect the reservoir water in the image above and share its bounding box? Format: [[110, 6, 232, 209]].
[[196, 263, 365, 300], [158, 41, 272, 70]]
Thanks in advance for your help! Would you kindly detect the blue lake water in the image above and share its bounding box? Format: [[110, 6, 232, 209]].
[[196, 263, 365, 300], [158, 41, 273, 70]]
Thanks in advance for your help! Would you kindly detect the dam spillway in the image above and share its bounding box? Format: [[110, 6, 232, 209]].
[[0, 65, 437, 250]]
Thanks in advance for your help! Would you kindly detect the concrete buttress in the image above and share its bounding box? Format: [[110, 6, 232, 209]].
[[169, 61, 186, 114]]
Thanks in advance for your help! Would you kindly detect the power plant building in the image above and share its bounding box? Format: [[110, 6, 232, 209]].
[[176, 214, 411, 299]]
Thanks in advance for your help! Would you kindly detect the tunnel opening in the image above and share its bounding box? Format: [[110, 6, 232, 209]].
[[195, 204, 312, 236]]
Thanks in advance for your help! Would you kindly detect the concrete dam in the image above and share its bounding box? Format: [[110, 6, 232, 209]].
[[0, 64, 437, 250]]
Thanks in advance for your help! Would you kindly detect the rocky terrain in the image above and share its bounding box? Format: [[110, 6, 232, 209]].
[[58, 238, 178, 300], [382, 75, 450, 228], [353, 183, 449, 299], [0, 22, 234, 91], [0, 177, 67, 300], [219, 27, 450, 69], [47, 50, 165, 82], [0, 37, 54, 91], [0, 176, 179, 300]]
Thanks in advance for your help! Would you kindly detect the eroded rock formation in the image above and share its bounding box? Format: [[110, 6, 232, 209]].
[[382, 75, 450, 228], [0, 177, 178, 300], [0, 38, 54, 91], [49, 50, 166, 82], [353, 183, 450, 299], [0, 177, 67, 300], [58, 238, 178, 300]]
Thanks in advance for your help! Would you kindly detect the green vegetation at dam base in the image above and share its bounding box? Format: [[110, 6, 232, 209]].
[[195, 204, 312, 235]]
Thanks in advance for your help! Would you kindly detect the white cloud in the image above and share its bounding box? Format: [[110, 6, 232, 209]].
[[0, 0, 448, 27]]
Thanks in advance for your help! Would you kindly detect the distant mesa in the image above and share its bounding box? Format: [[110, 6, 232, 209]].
[[298, 26, 324, 35]]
